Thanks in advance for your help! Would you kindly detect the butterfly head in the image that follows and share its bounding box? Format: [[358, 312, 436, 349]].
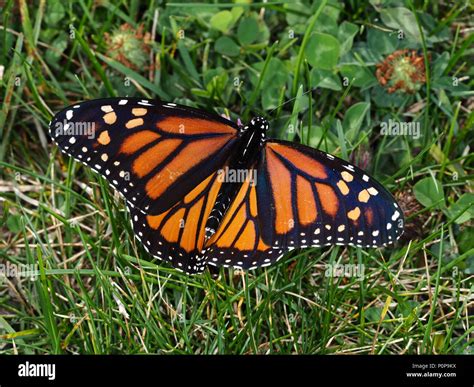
[[250, 116, 269, 130], [249, 116, 269, 141]]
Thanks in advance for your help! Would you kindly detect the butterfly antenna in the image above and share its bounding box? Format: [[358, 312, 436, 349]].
[[267, 87, 320, 116]]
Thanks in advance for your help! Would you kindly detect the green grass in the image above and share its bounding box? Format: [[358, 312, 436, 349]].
[[0, 0, 473, 354]]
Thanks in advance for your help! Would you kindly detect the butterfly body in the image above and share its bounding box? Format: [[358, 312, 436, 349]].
[[205, 116, 269, 237], [50, 98, 404, 274]]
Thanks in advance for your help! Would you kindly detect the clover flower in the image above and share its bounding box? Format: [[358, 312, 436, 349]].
[[376, 50, 428, 94], [105, 23, 151, 70]]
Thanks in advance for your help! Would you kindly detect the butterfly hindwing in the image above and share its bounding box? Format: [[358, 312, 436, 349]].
[[129, 169, 224, 273], [204, 167, 287, 270], [49, 98, 239, 215]]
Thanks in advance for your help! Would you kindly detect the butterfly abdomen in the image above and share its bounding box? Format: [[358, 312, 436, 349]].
[[206, 191, 232, 239], [205, 117, 268, 239]]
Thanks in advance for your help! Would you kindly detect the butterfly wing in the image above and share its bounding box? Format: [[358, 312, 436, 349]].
[[203, 140, 404, 270], [128, 169, 224, 274], [259, 140, 404, 247], [49, 98, 239, 215], [204, 165, 282, 270]]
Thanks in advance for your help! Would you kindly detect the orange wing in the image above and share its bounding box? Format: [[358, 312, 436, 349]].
[[201, 140, 403, 270], [129, 170, 223, 273], [203, 168, 290, 270], [257, 140, 404, 250], [50, 98, 239, 215]]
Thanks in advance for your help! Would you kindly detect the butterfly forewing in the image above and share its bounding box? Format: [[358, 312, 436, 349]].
[[49, 98, 239, 215], [258, 140, 404, 249]]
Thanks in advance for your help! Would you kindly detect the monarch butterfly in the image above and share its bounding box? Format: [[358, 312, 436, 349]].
[[49, 98, 404, 274]]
